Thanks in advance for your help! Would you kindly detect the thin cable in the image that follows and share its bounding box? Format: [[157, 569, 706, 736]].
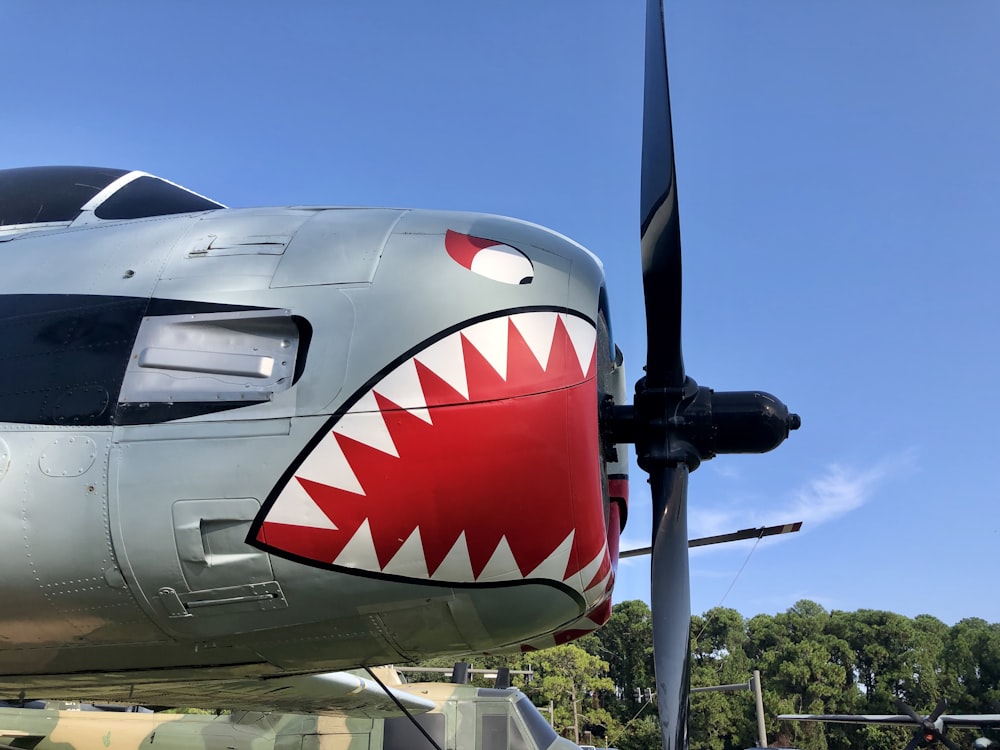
[[691, 533, 764, 649], [364, 666, 444, 750], [608, 698, 655, 746]]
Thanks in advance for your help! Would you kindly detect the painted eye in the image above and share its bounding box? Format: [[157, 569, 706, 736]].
[[445, 229, 534, 285]]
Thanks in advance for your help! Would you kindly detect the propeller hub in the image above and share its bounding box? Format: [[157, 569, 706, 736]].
[[604, 378, 800, 473]]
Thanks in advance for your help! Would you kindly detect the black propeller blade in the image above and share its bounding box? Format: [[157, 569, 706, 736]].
[[604, 3, 801, 750], [898, 699, 962, 750], [640, 0, 684, 390]]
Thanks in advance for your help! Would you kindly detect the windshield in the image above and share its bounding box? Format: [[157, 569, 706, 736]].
[[0, 166, 126, 226], [94, 175, 222, 219], [0, 166, 223, 228], [515, 696, 559, 749]]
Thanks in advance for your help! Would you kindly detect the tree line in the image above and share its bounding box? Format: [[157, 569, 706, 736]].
[[415, 600, 1000, 750]]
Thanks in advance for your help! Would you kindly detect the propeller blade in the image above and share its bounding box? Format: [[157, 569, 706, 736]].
[[895, 700, 956, 750], [650, 464, 691, 750], [640, 0, 684, 389], [928, 698, 949, 723], [630, 6, 800, 750], [897, 700, 925, 725]]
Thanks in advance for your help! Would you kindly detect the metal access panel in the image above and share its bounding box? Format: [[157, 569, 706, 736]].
[[270, 208, 404, 287], [119, 309, 302, 405], [172, 498, 276, 591]]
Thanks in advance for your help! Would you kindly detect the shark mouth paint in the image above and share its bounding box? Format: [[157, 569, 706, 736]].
[[251, 309, 612, 599]]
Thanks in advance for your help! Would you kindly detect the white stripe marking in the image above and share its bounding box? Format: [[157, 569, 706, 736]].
[[510, 311, 559, 371], [382, 527, 429, 579], [526, 530, 575, 581], [373, 358, 432, 423], [583, 572, 613, 605], [415, 332, 470, 400], [334, 391, 400, 456], [561, 314, 597, 376], [430, 531, 476, 582], [462, 316, 510, 380], [333, 519, 381, 569], [574, 545, 607, 586], [477, 536, 520, 582], [297, 433, 365, 496], [268, 479, 337, 530]]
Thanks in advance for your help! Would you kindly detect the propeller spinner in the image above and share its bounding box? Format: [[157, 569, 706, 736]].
[[605, 3, 800, 749]]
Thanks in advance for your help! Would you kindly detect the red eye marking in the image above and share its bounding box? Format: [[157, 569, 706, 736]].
[[445, 229, 534, 285]]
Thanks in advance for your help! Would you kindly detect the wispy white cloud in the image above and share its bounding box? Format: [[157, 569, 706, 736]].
[[784, 451, 914, 526], [615, 451, 916, 569], [688, 450, 916, 544], [710, 463, 743, 481]]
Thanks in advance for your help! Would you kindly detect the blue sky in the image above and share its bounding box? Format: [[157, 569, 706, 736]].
[[3, 2, 998, 626]]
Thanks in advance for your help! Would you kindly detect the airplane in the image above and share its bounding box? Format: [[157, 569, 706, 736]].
[[780, 699, 1000, 750], [0, 668, 580, 750], [0, 2, 798, 748]]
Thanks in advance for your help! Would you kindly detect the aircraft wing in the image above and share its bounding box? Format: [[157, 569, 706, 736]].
[[941, 716, 1000, 728], [5, 671, 435, 718], [779, 713, 921, 726], [779, 714, 1000, 728]]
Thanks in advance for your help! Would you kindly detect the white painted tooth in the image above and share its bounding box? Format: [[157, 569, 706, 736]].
[[584, 571, 613, 605], [267, 479, 337, 530], [510, 311, 559, 371], [381, 527, 429, 579], [573, 545, 607, 586], [476, 536, 520, 582], [414, 332, 469, 401], [333, 391, 400, 456], [333, 519, 380, 570], [576, 618, 601, 633], [462, 316, 509, 380], [372, 358, 432, 423], [523, 634, 558, 651], [429, 531, 475, 582], [297, 433, 364, 496], [526, 531, 575, 581], [560, 314, 597, 376]]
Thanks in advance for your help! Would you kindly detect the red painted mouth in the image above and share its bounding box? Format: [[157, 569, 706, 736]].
[[253, 310, 611, 595]]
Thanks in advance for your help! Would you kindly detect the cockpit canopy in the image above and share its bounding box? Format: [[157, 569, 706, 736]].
[[0, 166, 224, 233]]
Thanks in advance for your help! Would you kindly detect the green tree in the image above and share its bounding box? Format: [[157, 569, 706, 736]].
[[905, 614, 949, 708], [522, 643, 617, 743], [827, 609, 916, 710], [412, 602, 1000, 750], [944, 618, 1000, 713], [690, 608, 756, 750], [592, 600, 655, 722], [754, 603, 858, 750], [613, 715, 661, 750]]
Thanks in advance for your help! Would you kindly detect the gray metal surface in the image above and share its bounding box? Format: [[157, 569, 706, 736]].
[[0, 174, 620, 707]]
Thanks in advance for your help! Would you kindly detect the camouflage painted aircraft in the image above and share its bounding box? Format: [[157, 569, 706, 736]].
[[0, 672, 576, 750], [0, 2, 798, 748]]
